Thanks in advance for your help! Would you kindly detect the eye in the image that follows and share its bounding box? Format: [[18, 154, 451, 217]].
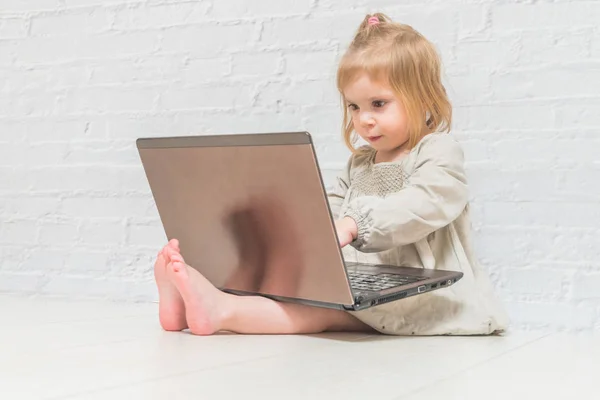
[[347, 103, 359, 111], [372, 100, 386, 108]]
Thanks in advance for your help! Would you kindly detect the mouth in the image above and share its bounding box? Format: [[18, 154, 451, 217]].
[[367, 136, 382, 142]]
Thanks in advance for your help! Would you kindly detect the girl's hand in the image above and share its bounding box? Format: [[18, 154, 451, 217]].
[[335, 217, 358, 247]]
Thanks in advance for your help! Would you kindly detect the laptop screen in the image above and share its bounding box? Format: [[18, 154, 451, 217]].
[[137, 133, 354, 306]]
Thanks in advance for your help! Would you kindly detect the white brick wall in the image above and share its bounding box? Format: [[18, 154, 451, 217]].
[[0, 0, 598, 333]]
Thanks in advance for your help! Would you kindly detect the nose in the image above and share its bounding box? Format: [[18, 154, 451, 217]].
[[358, 111, 375, 127]]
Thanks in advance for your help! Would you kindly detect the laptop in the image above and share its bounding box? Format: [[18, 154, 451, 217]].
[[136, 131, 463, 311]]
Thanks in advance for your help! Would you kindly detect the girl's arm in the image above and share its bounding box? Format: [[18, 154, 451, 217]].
[[342, 134, 468, 253]]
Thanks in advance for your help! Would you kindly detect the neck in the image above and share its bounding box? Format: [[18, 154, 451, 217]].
[[374, 143, 410, 163]]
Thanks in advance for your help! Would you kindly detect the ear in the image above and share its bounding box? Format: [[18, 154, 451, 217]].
[[425, 110, 433, 128]]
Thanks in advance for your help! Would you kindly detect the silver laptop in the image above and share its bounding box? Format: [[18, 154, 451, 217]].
[[136, 132, 462, 311]]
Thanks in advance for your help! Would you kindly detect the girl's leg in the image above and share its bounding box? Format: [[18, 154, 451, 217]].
[[163, 246, 374, 335]]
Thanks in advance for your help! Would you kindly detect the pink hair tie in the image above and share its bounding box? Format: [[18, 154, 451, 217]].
[[368, 16, 379, 25]]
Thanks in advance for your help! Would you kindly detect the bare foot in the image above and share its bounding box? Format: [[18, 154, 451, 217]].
[[166, 251, 229, 335], [154, 239, 188, 331]]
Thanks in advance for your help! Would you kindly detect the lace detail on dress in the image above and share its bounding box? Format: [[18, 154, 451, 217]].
[[350, 163, 409, 198]]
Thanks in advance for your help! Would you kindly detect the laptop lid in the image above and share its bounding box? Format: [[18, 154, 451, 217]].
[[137, 132, 355, 306]]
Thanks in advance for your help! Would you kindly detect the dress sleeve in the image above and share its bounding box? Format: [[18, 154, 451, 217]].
[[326, 156, 352, 219], [343, 134, 469, 252]]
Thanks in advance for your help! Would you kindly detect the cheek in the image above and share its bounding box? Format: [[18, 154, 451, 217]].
[[351, 114, 363, 129], [388, 107, 408, 130], [399, 107, 410, 127], [380, 110, 403, 128]]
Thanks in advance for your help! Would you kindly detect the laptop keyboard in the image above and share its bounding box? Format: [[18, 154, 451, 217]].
[[348, 271, 425, 292]]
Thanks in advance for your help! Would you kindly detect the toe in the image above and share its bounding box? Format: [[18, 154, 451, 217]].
[[167, 247, 185, 264], [171, 261, 186, 274], [169, 239, 180, 251], [155, 248, 168, 267], [165, 246, 176, 260], [162, 247, 170, 263]]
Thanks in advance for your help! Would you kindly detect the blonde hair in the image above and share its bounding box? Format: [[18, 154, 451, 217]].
[[336, 13, 452, 153]]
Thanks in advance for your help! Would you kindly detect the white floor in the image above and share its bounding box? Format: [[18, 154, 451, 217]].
[[0, 294, 597, 400]]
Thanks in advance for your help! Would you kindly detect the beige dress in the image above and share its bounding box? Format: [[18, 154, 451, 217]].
[[327, 132, 509, 335]]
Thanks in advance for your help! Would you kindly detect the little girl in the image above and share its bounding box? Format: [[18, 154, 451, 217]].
[[153, 13, 509, 336]]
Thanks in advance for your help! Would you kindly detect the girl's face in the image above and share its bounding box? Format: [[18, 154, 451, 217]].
[[343, 72, 411, 162]]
